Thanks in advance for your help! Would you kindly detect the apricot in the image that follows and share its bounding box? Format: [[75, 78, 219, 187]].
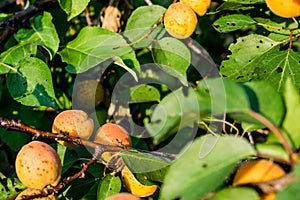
[[164, 2, 198, 39], [15, 141, 62, 189], [94, 123, 131, 147], [16, 188, 57, 200], [106, 192, 141, 200], [265, 0, 300, 18], [180, 0, 211, 16], [233, 159, 286, 200], [121, 166, 158, 197], [233, 159, 285, 186], [72, 79, 104, 110], [52, 110, 94, 147], [94, 123, 131, 163]]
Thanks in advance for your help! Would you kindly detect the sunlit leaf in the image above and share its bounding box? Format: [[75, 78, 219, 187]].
[[220, 34, 300, 91], [160, 135, 256, 200], [14, 12, 59, 57], [124, 5, 166, 49], [59, 27, 132, 74], [152, 37, 190, 86], [58, 0, 90, 20], [0, 44, 37, 74], [213, 14, 256, 33]]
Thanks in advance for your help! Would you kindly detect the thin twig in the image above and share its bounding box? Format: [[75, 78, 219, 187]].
[[247, 110, 295, 165]]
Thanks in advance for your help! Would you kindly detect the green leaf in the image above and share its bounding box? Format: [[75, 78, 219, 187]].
[[240, 81, 284, 131], [58, 0, 90, 20], [97, 174, 121, 200], [129, 84, 160, 103], [197, 78, 250, 114], [255, 143, 289, 162], [152, 37, 190, 86], [6, 57, 57, 109], [210, 187, 260, 200], [216, 0, 264, 12], [59, 27, 132, 74], [220, 35, 300, 91], [145, 87, 202, 145], [0, 178, 26, 200], [282, 78, 300, 149], [0, 44, 37, 74], [160, 135, 256, 200], [254, 17, 300, 41], [14, 12, 59, 57], [124, 5, 166, 49], [120, 150, 171, 181], [213, 14, 256, 33]]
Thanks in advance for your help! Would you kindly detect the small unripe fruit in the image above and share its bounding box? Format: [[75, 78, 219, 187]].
[[16, 188, 57, 200], [180, 0, 211, 16], [72, 79, 104, 110], [164, 2, 198, 39], [94, 123, 131, 162], [15, 141, 62, 189], [106, 192, 141, 200], [265, 0, 300, 18], [52, 110, 94, 147]]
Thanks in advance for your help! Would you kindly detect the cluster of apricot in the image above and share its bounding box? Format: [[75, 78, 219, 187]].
[[15, 109, 156, 199], [164, 0, 211, 39]]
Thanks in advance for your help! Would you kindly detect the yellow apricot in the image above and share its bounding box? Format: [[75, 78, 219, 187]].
[[180, 0, 211, 16], [16, 188, 57, 200], [52, 110, 94, 147], [121, 166, 158, 197], [15, 141, 62, 189], [265, 0, 300, 18], [164, 2, 198, 39], [105, 192, 141, 200], [72, 79, 104, 110], [233, 159, 285, 186]]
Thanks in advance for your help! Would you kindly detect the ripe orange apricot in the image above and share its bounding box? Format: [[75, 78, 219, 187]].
[[15, 141, 62, 189], [265, 0, 300, 18], [233, 159, 285, 186], [16, 188, 57, 200], [94, 123, 131, 163], [94, 123, 131, 147], [106, 192, 141, 200], [164, 2, 198, 39], [180, 0, 211, 16], [52, 110, 94, 147]]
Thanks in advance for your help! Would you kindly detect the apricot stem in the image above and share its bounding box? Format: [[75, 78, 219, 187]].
[[247, 110, 295, 165]]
